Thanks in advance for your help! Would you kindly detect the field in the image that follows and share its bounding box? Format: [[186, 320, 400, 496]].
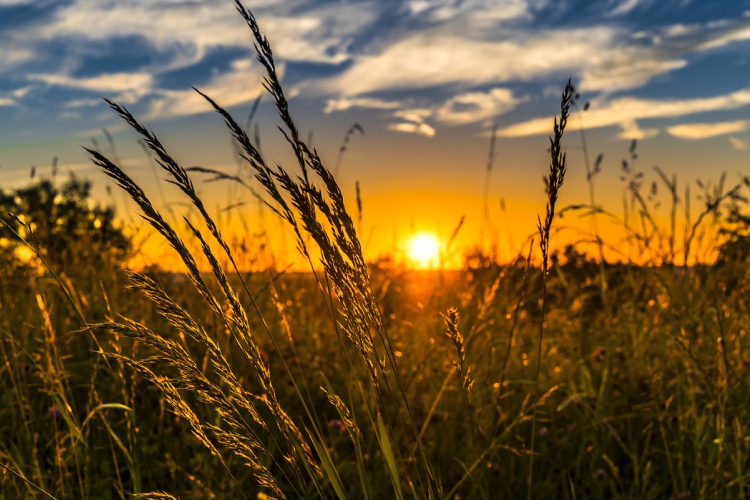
[[2, 2, 750, 500]]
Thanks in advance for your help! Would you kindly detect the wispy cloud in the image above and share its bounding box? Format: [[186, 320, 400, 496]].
[[436, 88, 526, 124], [0, 0, 384, 123], [618, 120, 659, 140], [608, 0, 643, 16], [498, 86, 750, 137], [64, 98, 105, 109], [30, 72, 154, 94], [405, 0, 537, 23], [147, 59, 265, 119], [31, 0, 372, 66], [696, 24, 750, 51], [729, 136, 747, 150], [667, 120, 750, 139], [324, 96, 404, 114], [330, 26, 674, 95], [388, 122, 436, 137], [326, 86, 524, 130], [0, 45, 34, 69]]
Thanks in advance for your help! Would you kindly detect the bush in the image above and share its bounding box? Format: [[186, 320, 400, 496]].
[[0, 177, 131, 272]]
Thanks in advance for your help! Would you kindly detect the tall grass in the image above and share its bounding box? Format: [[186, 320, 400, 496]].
[[528, 80, 574, 499]]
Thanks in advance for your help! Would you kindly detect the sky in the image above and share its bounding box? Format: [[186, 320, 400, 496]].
[[1, 0, 750, 267]]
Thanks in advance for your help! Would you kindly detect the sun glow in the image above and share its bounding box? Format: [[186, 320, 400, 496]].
[[408, 233, 440, 269]]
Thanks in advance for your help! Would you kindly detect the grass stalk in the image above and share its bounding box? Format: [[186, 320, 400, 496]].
[[528, 79, 574, 500]]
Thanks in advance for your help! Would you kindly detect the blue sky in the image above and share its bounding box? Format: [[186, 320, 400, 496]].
[[1, 0, 749, 138], [1, 0, 750, 261]]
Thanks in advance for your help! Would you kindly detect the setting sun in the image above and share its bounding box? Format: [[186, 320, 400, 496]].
[[407, 233, 441, 269]]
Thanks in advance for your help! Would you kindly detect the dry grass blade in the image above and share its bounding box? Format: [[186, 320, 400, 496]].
[[132, 494, 181, 500], [443, 309, 473, 397], [320, 386, 362, 440], [186, 166, 265, 203], [233, 0, 309, 182], [334, 123, 365, 177], [92, 322, 283, 500]]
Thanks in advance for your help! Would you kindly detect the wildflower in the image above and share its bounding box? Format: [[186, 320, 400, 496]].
[[592, 347, 606, 361], [539, 426, 549, 437], [49, 405, 62, 420], [328, 419, 344, 433], [692, 385, 706, 406], [594, 469, 608, 480]]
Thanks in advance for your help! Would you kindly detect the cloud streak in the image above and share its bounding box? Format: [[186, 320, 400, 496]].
[[497, 87, 750, 137], [436, 88, 527, 124], [147, 59, 265, 119], [388, 122, 436, 137], [667, 120, 750, 139]]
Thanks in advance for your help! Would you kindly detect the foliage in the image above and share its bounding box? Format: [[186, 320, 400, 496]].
[[0, 177, 131, 270]]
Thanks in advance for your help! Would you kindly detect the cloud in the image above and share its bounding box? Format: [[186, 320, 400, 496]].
[[390, 108, 429, 122], [498, 86, 750, 137], [667, 120, 750, 139], [0, 0, 385, 121], [0, 97, 14, 106], [65, 98, 104, 108], [32, 0, 374, 67], [324, 96, 404, 114], [28, 71, 154, 105], [147, 59, 265, 119], [10, 86, 34, 99], [729, 136, 747, 151], [0, 45, 34, 69], [30, 72, 154, 94], [4, 0, 750, 129], [579, 58, 686, 93], [328, 22, 707, 97], [325, 86, 523, 126], [331, 27, 623, 95], [608, 0, 643, 16], [406, 0, 537, 23], [618, 120, 659, 140], [318, 7, 750, 119], [436, 88, 526, 124], [696, 25, 750, 51], [388, 122, 436, 137]]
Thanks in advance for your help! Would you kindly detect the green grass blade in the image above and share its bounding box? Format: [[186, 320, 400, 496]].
[[80, 403, 133, 432], [0, 463, 59, 500], [307, 431, 350, 500], [377, 412, 404, 500]]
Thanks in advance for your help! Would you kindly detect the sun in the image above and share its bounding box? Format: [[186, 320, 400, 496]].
[[408, 233, 441, 269]]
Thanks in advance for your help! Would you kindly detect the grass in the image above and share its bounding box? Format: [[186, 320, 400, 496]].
[[2, 1, 750, 499]]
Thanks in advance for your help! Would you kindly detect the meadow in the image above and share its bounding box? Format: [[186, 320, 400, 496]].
[[2, 2, 750, 499]]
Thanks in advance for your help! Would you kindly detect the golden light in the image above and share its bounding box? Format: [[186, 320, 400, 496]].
[[407, 233, 440, 269]]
